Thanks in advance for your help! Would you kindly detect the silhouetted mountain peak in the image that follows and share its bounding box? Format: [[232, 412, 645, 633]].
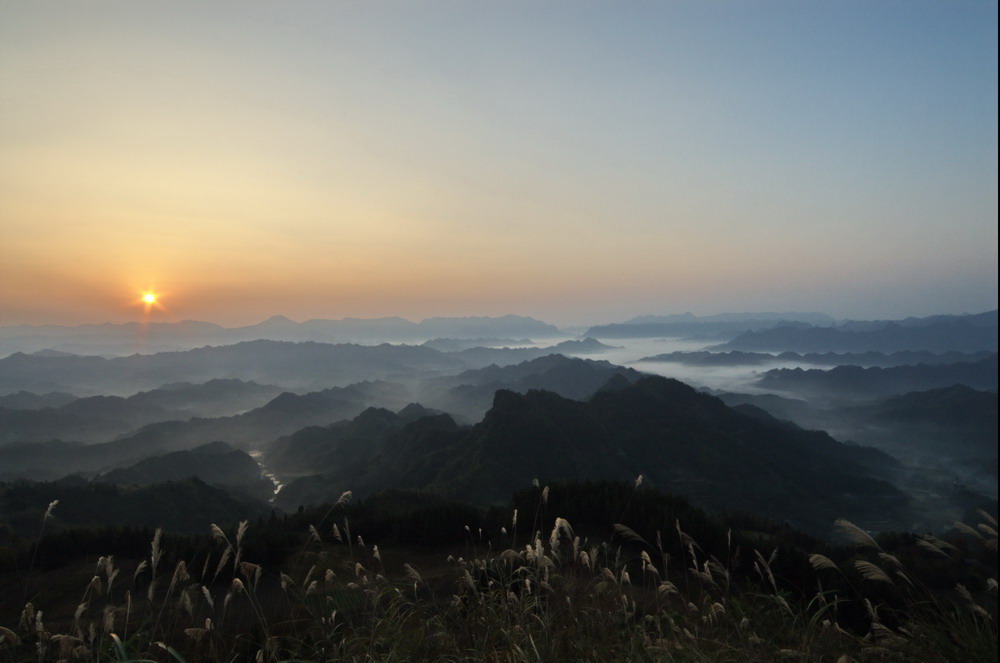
[[254, 314, 298, 328], [30, 349, 77, 357], [260, 391, 315, 411], [598, 374, 706, 404], [351, 406, 402, 428], [397, 402, 442, 421], [490, 388, 522, 411], [483, 388, 589, 428]]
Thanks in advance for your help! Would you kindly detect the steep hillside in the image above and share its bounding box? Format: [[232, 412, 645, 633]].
[[0, 477, 269, 535], [95, 441, 265, 489], [276, 376, 906, 535]]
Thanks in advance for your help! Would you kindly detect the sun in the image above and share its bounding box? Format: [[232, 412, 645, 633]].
[[134, 289, 167, 316]]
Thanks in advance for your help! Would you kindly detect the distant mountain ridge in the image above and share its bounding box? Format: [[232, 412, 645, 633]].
[[0, 340, 467, 395], [0, 314, 563, 356], [640, 349, 994, 368], [447, 338, 615, 369], [713, 311, 998, 353], [585, 319, 814, 340], [624, 312, 836, 325], [0, 336, 623, 398], [0, 390, 77, 410], [757, 354, 998, 400], [421, 337, 533, 352], [0, 379, 286, 444]]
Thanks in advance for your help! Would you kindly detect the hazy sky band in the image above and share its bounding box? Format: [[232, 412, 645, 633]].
[[1, 1, 996, 325]]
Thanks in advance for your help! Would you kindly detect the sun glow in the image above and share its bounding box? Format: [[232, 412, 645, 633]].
[[134, 289, 167, 316]]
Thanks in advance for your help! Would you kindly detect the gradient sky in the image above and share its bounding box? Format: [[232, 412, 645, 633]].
[[1, 1, 997, 326]]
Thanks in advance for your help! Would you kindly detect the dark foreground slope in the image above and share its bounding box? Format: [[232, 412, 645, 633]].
[[0, 476, 269, 535], [276, 376, 906, 535], [1, 479, 993, 663]]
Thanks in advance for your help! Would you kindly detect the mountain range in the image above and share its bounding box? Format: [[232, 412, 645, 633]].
[[0, 356, 642, 477], [584, 318, 815, 340], [0, 336, 624, 398], [268, 375, 908, 535], [0, 380, 412, 479], [712, 311, 997, 353], [0, 379, 286, 445], [0, 340, 466, 395], [0, 314, 564, 356], [717, 384, 998, 487], [640, 349, 994, 368], [2, 308, 995, 541], [757, 354, 998, 400]]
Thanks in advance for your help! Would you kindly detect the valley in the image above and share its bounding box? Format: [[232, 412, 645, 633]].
[[1, 310, 994, 535]]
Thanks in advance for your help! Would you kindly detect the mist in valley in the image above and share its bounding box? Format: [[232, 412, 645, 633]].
[[0, 310, 995, 537], [2, 3, 996, 658]]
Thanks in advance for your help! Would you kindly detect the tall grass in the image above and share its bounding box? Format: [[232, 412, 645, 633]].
[[1, 488, 996, 663]]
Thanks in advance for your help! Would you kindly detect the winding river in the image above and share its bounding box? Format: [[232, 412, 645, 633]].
[[248, 450, 284, 502]]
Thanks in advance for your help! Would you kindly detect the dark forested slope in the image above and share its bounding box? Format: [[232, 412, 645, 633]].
[[275, 376, 906, 535]]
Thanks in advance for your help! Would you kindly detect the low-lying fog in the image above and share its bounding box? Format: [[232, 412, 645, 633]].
[[1, 314, 995, 534], [534, 335, 807, 394]]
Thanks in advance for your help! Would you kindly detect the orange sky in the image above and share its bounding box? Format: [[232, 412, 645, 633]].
[[2, 2, 996, 326]]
